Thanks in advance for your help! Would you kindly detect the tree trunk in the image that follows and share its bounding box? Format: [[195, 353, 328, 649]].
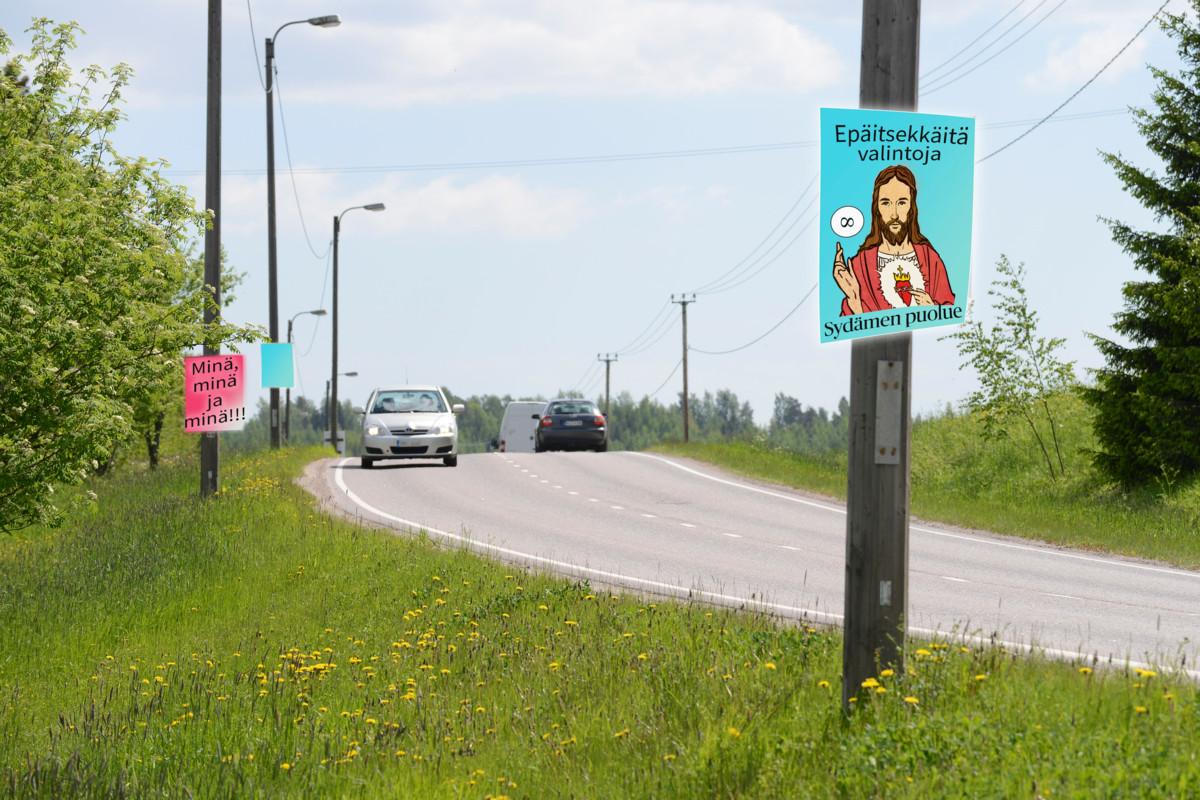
[[144, 411, 164, 469], [1020, 407, 1056, 481]]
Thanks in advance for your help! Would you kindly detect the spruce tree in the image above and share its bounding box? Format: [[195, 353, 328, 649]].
[[1084, 3, 1200, 487]]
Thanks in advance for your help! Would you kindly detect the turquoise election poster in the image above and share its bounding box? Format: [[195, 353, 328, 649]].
[[819, 107, 975, 344]]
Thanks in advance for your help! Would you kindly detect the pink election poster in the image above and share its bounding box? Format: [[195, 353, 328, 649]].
[[183, 354, 247, 432]]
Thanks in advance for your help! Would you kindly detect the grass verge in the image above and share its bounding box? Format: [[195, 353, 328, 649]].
[[1, 447, 1197, 797], [655, 393, 1200, 568]]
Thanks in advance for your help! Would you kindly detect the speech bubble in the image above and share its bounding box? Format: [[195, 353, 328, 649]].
[[830, 205, 864, 238]]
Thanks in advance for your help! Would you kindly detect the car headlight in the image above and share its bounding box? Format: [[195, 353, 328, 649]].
[[431, 422, 456, 435], [366, 424, 383, 436]]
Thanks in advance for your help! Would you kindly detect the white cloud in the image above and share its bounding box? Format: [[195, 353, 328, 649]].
[[1023, 10, 1151, 91], [187, 171, 588, 241], [285, 1, 843, 107]]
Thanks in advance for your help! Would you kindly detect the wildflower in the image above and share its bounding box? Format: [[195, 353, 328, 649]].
[[726, 726, 741, 738], [818, 680, 830, 690], [915, 648, 931, 657], [637, 653, 649, 661], [564, 620, 578, 627], [763, 662, 777, 671], [879, 669, 895, 678], [1078, 667, 1093, 676], [663, 753, 676, 761], [1134, 668, 1157, 679], [860, 677, 880, 689], [548, 661, 562, 671], [613, 728, 630, 738], [280, 763, 291, 771], [903, 696, 919, 705], [875, 687, 887, 694], [1134, 706, 1148, 715], [974, 674, 987, 682]]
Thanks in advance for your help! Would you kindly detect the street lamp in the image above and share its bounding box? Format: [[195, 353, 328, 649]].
[[331, 203, 385, 454], [284, 308, 326, 443], [326, 371, 358, 454], [265, 12, 341, 451]]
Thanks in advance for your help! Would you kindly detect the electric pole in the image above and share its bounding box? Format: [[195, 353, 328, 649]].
[[671, 294, 695, 442], [841, 0, 919, 712], [597, 353, 617, 416], [200, 0, 221, 499]]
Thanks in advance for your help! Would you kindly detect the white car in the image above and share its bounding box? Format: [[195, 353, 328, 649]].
[[360, 386, 465, 468]]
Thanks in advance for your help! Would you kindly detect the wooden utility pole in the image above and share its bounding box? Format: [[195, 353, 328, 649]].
[[841, 0, 918, 712], [671, 294, 695, 442], [200, 0, 222, 499], [597, 353, 617, 415]]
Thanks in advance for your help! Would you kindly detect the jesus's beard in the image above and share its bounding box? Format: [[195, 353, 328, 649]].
[[882, 219, 910, 246]]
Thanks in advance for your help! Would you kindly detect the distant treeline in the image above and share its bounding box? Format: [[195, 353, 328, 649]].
[[226, 389, 860, 457]]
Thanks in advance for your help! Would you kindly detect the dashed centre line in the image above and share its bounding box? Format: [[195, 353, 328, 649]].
[[680, 523, 697, 529], [722, 533, 742, 539], [941, 576, 969, 583], [641, 513, 657, 519], [568, 491, 579, 496]]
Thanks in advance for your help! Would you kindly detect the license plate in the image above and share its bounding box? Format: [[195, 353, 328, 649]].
[[564, 420, 583, 427]]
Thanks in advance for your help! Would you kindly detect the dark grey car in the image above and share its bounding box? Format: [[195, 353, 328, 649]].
[[534, 399, 608, 452]]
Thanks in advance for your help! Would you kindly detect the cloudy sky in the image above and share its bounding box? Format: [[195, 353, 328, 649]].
[[3, 0, 1184, 420]]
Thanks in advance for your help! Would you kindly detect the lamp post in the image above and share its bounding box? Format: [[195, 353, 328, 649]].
[[325, 371, 358, 453], [265, 13, 340, 450], [331, 203, 385, 454], [285, 308, 326, 443]]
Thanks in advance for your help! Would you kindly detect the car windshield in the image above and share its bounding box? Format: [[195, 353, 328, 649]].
[[548, 401, 596, 415], [372, 391, 446, 413]]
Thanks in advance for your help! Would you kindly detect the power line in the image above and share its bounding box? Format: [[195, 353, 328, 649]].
[[568, 360, 602, 396], [161, 108, 1132, 179], [923, 0, 1048, 87], [922, 0, 1067, 96], [165, 140, 819, 177], [621, 314, 678, 357], [272, 65, 333, 261], [647, 359, 683, 399], [244, 0, 267, 91], [690, 282, 818, 356], [614, 300, 672, 355], [697, 203, 818, 296], [689, 176, 816, 294], [921, 0, 1028, 81], [978, 0, 1170, 164]]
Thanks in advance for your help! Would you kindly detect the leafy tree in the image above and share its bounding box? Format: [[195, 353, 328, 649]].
[[944, 256, 1075, 480], [1083, 4, 1200, 487], [0, 21, 252, 530]]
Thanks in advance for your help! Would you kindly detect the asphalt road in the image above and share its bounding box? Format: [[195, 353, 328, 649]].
[[310, 450, 1200, 675]]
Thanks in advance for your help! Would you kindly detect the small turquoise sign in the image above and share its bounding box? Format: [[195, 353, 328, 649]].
[[819, 107, 975, 343], [260, 342, 294, 388]]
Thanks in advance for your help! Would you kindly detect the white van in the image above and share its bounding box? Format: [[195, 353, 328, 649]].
[[498, 400, 545, 453]]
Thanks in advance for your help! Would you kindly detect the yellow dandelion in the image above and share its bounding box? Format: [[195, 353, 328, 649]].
[[763, 662, 777, 670], [1134, 706, 1148, 715], [279, 762, 290, 771], [726, 726, 741, 738], [974, 674, 987, 682], [818, 680, 831, 690], [663, 753, 677, 762], [903, 696, 919, 705], [613, 728, 630, 738], [875, 686, 887, 694], [1078, 667, 1093, 676], [860, 677, 880, 689], [1134, 668, 1157, 679], [879, 669, 895, 678], [637, 653, 649, 661], [915, 648, 931, 657]]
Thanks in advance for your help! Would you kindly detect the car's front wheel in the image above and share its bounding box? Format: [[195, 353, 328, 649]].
[[361, 457, 374, 469], [443, 455, 458, 467]]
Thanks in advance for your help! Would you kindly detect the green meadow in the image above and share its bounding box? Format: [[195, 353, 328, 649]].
[[1, 446, 1196, 798], [656, 392, 1200, 569]]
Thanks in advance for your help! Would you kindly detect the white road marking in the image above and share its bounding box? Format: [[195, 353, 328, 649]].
[[722, 533, 742, 539], [641, 513, 657, 519], [553, 485, 563, 489], [624, 452, 1200, 582], [941, 576, 969, 583], [680, 523, 696, 529], [588, 498, 599, 503], [779, 545, 801, 551], [540, 480, 549, 484], [611, 505, 624, 510], [568, 491, 579, 496], [332, 457, 1200, 681], [1045, 593, 1084, 601]]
